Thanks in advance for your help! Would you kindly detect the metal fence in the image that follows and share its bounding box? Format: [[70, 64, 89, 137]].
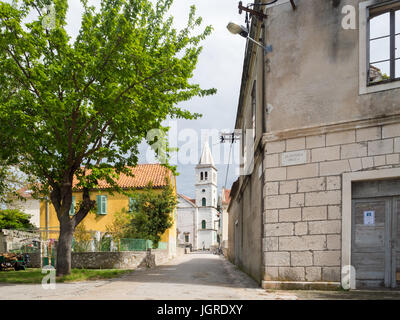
[[1, 228, 168, 255]]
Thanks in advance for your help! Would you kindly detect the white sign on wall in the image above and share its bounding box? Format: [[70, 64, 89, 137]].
[[363, 211, 375, 225], [281, 150, 307, 167]]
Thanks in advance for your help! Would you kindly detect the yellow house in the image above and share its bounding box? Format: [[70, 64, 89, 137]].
[[40, 164, 177, 258]]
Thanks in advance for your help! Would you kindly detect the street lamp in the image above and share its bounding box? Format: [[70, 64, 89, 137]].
[[226, 22, 272, 54]]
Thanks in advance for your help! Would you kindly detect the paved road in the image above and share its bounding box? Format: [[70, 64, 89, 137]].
[[0, 252, 297, 300], [2, 253, 400, 300]]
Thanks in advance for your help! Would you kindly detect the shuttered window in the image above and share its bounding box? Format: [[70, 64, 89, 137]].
[[129, 197, 137, 212], [96, 195, 107, 215]]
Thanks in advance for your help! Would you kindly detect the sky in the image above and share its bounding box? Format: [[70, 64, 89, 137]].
[[63, 0, 247, 198]]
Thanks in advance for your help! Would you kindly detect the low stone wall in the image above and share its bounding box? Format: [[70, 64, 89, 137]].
[[0, 229, 40, 252], [153, 249, 170, 266], [25, 248, 173, 270], [71, 251, 148, 269]]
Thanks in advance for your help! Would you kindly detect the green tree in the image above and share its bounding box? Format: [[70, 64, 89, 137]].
[[108, 182, 177, 247], [0, 209, 36, 230], [0, 0, 215, 275], [0, 164, 27, 205]]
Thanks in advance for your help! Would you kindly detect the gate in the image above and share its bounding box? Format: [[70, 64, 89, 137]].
[[352, 179, 400, 288]]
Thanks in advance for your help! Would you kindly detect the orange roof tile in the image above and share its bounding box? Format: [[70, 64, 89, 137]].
[[72, 164, 172, 190], [179, 194, 196, 205]]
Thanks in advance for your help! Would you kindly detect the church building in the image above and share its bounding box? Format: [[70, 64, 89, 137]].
[[177, 142, 220, 250]]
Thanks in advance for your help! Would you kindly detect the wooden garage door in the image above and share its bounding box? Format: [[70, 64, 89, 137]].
[[352, 198, 391, 288], [396, 198, 400, 287]]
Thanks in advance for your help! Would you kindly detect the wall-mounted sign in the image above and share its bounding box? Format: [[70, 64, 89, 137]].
[[281, 150, 307, 166], [363, 211, 375, 225]]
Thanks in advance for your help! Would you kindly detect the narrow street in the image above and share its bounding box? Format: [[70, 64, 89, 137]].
[[0, 253, 297, 300]]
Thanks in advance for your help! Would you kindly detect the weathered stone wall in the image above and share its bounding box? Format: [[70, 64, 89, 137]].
[[153, 249, 170, 266], [265, 0, 400, 133], [71, 251, 148, 269], [263, 122, 400, 285], [0, 229, 40, 253]]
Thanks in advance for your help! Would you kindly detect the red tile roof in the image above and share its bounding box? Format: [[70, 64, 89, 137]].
[[72, 164, 173, 190], [16, 186, 34, 199], [179, 194, 196, 205]]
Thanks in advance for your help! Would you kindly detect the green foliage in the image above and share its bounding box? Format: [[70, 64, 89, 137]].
[[129, 183, 177, 247], [0, 0, 215, 210], [0, 209, 36, 230], [108, 183, 176, 247]]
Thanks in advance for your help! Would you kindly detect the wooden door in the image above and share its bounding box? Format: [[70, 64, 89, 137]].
[[393, 198, 400, 288], [352, 198, 392, 288]]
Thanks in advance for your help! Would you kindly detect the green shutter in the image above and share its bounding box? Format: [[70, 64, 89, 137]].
[[96, 195, 101, 215], [129, 197, 134, 212], [102, 195, 107, 215], [69, 196, 76, 216]]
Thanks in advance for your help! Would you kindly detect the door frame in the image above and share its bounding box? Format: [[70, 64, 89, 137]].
[[342, 168, 400, 289]]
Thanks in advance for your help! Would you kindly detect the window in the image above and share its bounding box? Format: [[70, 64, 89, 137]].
[[96, 195, 107, 215], [367, 4, 400, 85], [184, 234, 189, 243], [251, 80, 256, 140], [202, 220, 206, 229], [202, 189, 205, 193], [202, 197, 206, 206], [200, 172, 203, 180], [205, 172, 208, 180], [128, 197, 137, 212], [69, 196, 76, 216]]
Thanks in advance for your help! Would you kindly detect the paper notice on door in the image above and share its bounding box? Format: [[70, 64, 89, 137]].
[[363, 211, 375, 225]]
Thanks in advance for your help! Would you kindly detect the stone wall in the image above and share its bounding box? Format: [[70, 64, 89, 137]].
[[262, 121, 400, 286], [26, 249, 173, 270], [0, 229, 40, 253], [71, 251, 148, 269]]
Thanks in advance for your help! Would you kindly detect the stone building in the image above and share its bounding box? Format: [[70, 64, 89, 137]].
[[228, 0, 400, 290], [176, 194, 198, 248], [218, 188, 231, 255]]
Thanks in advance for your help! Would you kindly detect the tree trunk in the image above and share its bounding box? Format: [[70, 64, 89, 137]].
[[56, 220, 74, 277]]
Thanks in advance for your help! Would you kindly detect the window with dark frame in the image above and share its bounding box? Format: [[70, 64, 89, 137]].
[[368, 4, 400, 85]]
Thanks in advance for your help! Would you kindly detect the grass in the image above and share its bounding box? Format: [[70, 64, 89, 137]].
[[0, 268, 133, 284]]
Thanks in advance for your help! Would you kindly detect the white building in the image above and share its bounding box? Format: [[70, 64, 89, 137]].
[[218, 188, 230, 254], [8, 187, 41, 228], [177, 142, 219, 250]]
